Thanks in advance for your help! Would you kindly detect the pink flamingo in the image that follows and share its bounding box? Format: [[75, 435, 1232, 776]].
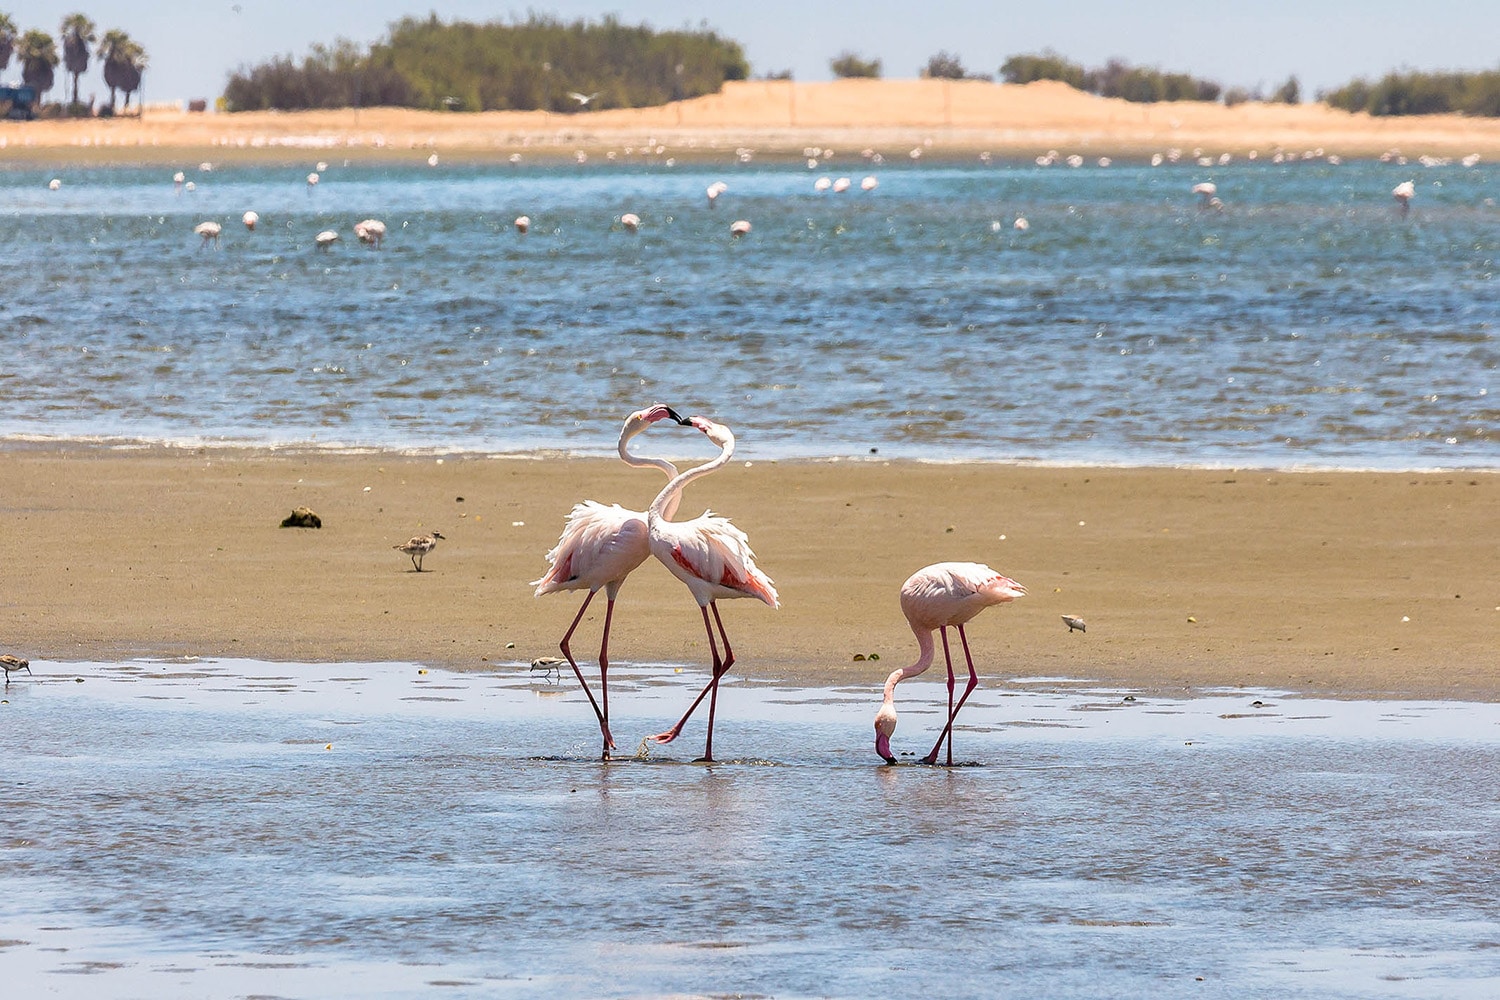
[[533, 403, 690, 759], [874, 562, 1026, 766], [647, 416, 779, 761]]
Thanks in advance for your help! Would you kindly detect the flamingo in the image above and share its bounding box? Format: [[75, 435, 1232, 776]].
[[729, 220, 751, 237], [1192, 181, 1217, 207], [354, 218, 387, 248], [307, 171, 320, 190], [646, 416, 779, 762], [194, 221, 222, 248], [860, 176, 878, 191], [873, 562, 1027, 766], [1393, 180, 1415, 216], [532, 403, 692, 758], [48, 178, 61, 191], [315, 230, 340, 251], [620, 212, 640, 233], [706, 181, 727, 208], [242, 211, 259, 231], [514, 215, 531, 234]]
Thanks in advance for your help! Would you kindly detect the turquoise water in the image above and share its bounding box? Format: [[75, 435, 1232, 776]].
[[2, 157, 1496, 468], [2, 661, 1498, 998]]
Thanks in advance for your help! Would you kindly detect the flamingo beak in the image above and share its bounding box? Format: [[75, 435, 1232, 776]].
[[663, 406, 690, 425], [875, 731, 895, 764]]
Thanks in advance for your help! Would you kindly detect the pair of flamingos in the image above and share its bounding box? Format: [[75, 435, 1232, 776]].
[[533, 404, 1025, 765]]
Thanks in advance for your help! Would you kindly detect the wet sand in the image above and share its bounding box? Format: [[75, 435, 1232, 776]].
[[3, 446, 1495, 698], [7, 79, 1500, 164]]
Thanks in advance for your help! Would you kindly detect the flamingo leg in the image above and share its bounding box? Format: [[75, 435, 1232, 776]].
[[649, 603, 726, 756], [923, 627, 959, 765], [925, 625, 982, 766], [598, 597, 617, 754], [558, 590, 613, 756]]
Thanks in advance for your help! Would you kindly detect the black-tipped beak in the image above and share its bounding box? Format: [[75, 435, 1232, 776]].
[[664, 406, 691, 426]]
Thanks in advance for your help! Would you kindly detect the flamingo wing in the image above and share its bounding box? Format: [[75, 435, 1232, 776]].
[[533, 502, 651, 595], [663, 511, 779, 607]]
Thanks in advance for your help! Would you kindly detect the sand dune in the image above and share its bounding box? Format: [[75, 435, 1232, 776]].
[[6, 80, 1499, 162]]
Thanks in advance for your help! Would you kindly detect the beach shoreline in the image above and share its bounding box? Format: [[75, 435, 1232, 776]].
[[5, 444, 1495, 701], [6, 80, 1500, 166]]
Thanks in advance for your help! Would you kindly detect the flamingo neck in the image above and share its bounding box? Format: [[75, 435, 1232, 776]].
[[883, 627, 937, 703], [619, 423, 682, 519], [648, 431, 734, 523]]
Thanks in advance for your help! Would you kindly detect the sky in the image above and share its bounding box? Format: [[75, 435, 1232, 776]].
[[10, 1, 1500, 106]]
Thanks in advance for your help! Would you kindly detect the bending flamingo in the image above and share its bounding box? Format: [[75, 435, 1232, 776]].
[[874, 562, 1026, 766], [532, 403, 690, 759], [647, 416, 779, 761]]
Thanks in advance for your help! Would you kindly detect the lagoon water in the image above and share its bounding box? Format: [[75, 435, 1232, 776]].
[[2, 157, 1496, 468], [2, 660, 1498, 998]]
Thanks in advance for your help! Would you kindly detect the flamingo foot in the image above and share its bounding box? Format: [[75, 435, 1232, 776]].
[[648, 728, 681, 744], [693, 755, 715, 764]]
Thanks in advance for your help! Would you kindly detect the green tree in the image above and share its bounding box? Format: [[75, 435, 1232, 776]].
[[1000, 51, 1086, 89], [17, 29, 58, 101], [922, 51, 968, 80], [830, 51, 881, 78], [60, 13, 95, 107], [0, 14, 17, 75], [1273, 75, 1300, 104], [99, 29, 144, 111]]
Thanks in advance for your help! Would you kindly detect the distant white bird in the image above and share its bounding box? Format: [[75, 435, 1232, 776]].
[[514, 215, 531, 234], [316, 160, 328, 172], [1013, 217, 1029, 231], [860, 175, 878, 191], [508, 153, 522, 164], [1393, 180, 1415, 216], [194, 220, 222, 248], [832, 177, 851, 193], [307, 172, 320, 189], [568, 91, 601, 107], [173, 170, 185, 190], [427, 153, 439, 167], [706, 180, 728, 208], [730, 220, 751, 237], [620, 212, 640, 232], [315, 229, 340, 250], [184, 181, 196, 193], [1192, 181, 1218, 207], [48, 178, 61, 191], [242, 210, 259, 231], [814, 176, 832, 192], [354, 218, 387, 248]]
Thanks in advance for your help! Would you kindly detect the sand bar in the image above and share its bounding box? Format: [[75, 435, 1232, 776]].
[[3, 446, 1495, 699], [6, 80, 1500, 165]]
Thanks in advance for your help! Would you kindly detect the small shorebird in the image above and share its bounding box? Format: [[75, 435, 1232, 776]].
[[1, 655, 31, 687], [315, 229, 340, 251], [1061, 614, 1087, 633], [194, 221, 222, 248], [395, 531, 445, 572], [567, 91, 601, 107], [354, 219, 387, 248]]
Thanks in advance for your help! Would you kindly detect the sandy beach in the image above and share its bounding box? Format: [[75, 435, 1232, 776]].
[[3, 446, 1494, 699], [7, 79, 1500, 164]]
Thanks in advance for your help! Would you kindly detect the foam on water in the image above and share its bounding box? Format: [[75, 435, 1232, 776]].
[[2, 659, 1497, 997]]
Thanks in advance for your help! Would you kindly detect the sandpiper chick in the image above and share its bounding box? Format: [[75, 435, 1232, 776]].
[[1, 655, 32, 686], [394, 531, 445, 572]]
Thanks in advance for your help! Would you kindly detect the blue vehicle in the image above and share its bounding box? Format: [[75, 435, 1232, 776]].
[[1, 84, 37, 120]]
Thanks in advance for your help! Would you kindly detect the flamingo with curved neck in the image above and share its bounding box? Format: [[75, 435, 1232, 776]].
[[532, 402, 689, 758], [875, 562, 1026, 766], [646, 416, 779, 762]]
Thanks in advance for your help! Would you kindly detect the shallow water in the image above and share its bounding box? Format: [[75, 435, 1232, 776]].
[[2, 158, 1496, 468], [2, 659, 1497, 997]]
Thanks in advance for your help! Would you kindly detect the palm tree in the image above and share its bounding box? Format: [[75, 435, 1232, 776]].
[[98, 28, 140, 111], [118, 44, 145, 110], [17, 30, 58, 103], [0, 15, 18, 77], [60, 13, 96, 107]]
